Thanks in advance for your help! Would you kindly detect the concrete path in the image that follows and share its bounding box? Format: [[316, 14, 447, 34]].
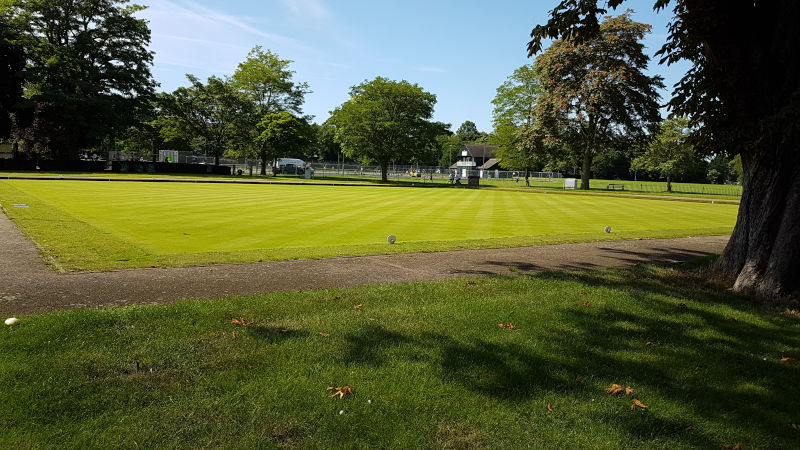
[[0, 212, 729, 315]]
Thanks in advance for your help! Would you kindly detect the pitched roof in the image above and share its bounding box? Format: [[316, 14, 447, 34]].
[[478, 158, 499, 170], [464, 144, 498, 159]]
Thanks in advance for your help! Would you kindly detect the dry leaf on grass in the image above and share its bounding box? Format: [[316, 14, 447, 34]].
[[319, 332, 331, 338], [353, 304, 364, 310], [721, 443, 742, 450], [576, 376, 584, 383], [465, 280, 476, 286], [327, 386, 354, 399], [631, 399, 647, 410], [582, 301, 592, 307], [605, 384, 635, 395], [685, 425, 694, 431], [231, 317, 251, 327], [547, 403, 553, 412], [780, 356, 798, 365], [498, 323, 515, 330]]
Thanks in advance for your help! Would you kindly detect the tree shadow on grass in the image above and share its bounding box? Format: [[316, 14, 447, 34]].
[[338, 262, 800, 446]]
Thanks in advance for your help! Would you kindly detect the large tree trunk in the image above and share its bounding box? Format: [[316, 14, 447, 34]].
[[580, 146, 592, 190], [260, 153, 267, 175], [666, 174, 672, 193], [380, 159, 389, 182], [716, 138, 800, 300], [690, 1, 800, 302]]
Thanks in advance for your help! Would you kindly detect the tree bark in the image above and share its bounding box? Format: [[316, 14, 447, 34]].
[[260, 153, 267, 175], [580, 146, 592, 190], [380, 159, 389, 182], [716, 138, 800, 300], [525, 167, 531, 187], [666, 174, 672, 193]]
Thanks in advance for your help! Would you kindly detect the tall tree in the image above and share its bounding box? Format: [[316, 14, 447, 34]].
[[633, 117, 694, 192], [529, 1, 800, 300], [455, 120, 481, 142], [533, 12, 663, 190], [491, 64, 546, 179], [497, 123, 548, 187], [328, 77, 444, 182], [163, 75, 251, 165], [232, 46, 309, 115], [256, 111, 312, 173], [231, 47, 309, 171], [10, 0, 155, 159], [0, 10, 27, 138]]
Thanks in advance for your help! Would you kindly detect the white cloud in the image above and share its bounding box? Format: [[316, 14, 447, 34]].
[[279, 0, 331, 21]]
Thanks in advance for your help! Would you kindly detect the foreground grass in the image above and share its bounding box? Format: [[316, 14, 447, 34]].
[[1, 262, 798, 448], [0, 179, 736, 271]]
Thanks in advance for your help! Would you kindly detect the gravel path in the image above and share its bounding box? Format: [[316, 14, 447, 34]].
[[0, 212, 729, 315]]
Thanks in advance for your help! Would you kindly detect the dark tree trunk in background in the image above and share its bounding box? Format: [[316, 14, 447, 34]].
[[260, 153, 268, 175], [525, 167, 531, 187], [666, 174, 672, 193], [380, 158, 389, 182], [581, 147, 592, 190]]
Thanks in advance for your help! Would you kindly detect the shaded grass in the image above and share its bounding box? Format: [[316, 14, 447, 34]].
[[1, 261, 798, 448], [0, 179, 737, 271]]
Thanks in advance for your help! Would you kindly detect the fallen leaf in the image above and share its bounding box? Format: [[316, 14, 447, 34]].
[[721, 443, 742, 450], [547, 403, 553, 412], [576, 376, 584, 383], [678, 303, 688, 309], [319, 332, 331, 337], [327, 386, 354, 399], [631, 398, 647, 410], [353, 304, 364, 310], [498, 323, 515, 330], [685, 425, 693, 431], [231, 317, 251, 327], [465, 280, 476, 286], [605, 384, 634, 395], [781, 356, 798, 365], [247, 364, 252, 369], [582, 301, 592, 307]]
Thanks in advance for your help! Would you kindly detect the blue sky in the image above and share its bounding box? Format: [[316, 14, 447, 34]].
[[138, 0, 690, 132]]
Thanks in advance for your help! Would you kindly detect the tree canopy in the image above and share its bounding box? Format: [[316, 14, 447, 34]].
[[328, 77, 444, 181], [633, 116, 695, 192], [9, 0, 156, 159], [255, 111, 312, 174]]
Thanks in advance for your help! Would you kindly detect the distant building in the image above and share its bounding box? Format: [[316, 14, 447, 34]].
[[450, 144, 501, 176]]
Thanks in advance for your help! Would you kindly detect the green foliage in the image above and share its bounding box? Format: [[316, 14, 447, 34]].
[[9, 0, 156, 158], [314, 121, 342, 162], [491, 64, 543, 129], [633, 117, 695, 191], [533, 12, 664, 189], [231, 46, 309, 116], [0, 9, 27, 137], [256, 111, 312, 168], [455, 120, 481, 142], [162, 75, 252, 165], [328, 77, 444, 181], [437, 134, 463, 167]]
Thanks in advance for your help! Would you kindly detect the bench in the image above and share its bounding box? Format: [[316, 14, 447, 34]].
[[606, 183, 626, 191]]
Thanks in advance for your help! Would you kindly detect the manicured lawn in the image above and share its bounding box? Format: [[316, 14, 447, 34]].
[[1, 262, 798, 448], [0, 179, 737, 271]]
